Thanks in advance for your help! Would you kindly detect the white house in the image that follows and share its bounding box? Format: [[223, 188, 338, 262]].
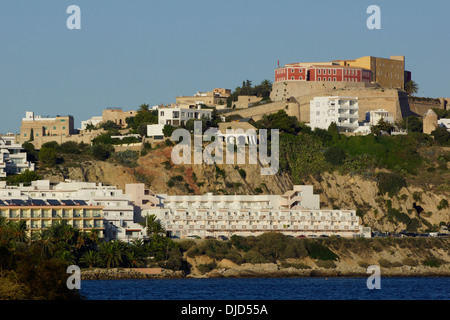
[[80, 116, 103, 130], [158, 106, 212, 127], [438, 119, 450, 132], [0, 134, 35, 178], [309, 96, 359, 132], [147, 124, 165, 140], [366, 109, 395, 126]]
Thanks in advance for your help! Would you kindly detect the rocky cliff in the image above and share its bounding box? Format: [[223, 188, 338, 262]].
[[39, 144, 449, 233]]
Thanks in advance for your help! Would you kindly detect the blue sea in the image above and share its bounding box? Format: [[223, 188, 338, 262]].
[[80, 277, 449, 300]]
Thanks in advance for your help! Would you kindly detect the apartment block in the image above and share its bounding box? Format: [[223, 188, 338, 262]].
[[143, 185, 368, 239], [0, 180, 145, 242], [0, 134, 35, 177], [18, 111, 75, 144], [309, 96, 359, 132], [158, 106, 212, 126], [0, 198, 104, 237]]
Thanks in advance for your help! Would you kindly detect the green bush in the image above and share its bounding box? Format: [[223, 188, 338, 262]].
[[315, 260, 336, 269], [238, 168, 247, 180], [112, 150, 139, 167], [243, 250, 269, 264], [376, 172, 406, 197], [197, 262, 217, 274], [324, 146, 347, 165], [401, 257, 418, 267], [305, 241, 339, 261], [437, 199, 449, 210], [90, 143, 114, 160], [378, 258, 392, 268], [422, 258, 441, 268]]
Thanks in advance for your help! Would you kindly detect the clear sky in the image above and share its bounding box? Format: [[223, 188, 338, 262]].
[[1, 0, 449, 133]]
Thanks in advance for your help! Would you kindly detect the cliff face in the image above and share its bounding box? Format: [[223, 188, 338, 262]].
[[40, 145, 449, 233], [184, 238, 450, 278]]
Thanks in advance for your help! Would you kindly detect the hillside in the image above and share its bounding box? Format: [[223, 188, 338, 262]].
[[35, 138, 449, 234]]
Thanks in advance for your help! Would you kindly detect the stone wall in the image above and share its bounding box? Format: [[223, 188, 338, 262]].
[[24, 129, 106, 149], [225, 101, 300, 121]]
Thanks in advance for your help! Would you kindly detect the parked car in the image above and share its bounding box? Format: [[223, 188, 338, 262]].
[[218, 235, 229, 241], [187, 235, 201, 239], [170, 235, 180, 239], [296, 235, 306, 238], [205, 236, 216, 239]]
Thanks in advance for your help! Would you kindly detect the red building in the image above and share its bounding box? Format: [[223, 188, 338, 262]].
[[274, 63, 372, 84]]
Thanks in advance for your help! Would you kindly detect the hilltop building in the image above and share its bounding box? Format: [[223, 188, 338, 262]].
[[0, 134, 35, 177], [176, 89, 230, 108], [102, 108, 137, 129], [275, 55, 408, 90], [366, 109, 395, 126], [309, 96, 360, 132], [17, 111, 75, 144], [157, 105, 212, 127], [80, 116, 103, 130]]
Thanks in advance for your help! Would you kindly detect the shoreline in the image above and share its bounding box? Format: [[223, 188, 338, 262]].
[[81, 265, 450, 280]]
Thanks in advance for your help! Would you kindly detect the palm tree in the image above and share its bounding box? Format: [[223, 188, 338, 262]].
[[98, 241, 123, 268], [139, 214, 166, 238], [405, 80, 418, 96], [79, 250, 103, 268], [8, 220, 29, 243], [55, 249, 76, 266], [30, 239, 55, 260]]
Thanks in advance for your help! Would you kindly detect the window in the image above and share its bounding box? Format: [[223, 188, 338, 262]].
[[328, 77, 331, 81], [299, 76, 303, 80], [291, 76, 294, 80], [318, 69, 321, 75], [333, 69, 336, 75], [318, 77, 321, 81], [62, 126, 65, 129], [333, 77, 336, 81]]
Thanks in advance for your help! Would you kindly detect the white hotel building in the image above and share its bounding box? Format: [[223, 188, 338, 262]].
[[309, 96, 359, 132], [144, 185, 370, 238], [0, 134, 35, 177], [0, 180, 146, 242]]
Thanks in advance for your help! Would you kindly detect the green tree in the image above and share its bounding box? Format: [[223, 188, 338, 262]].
[[79, 250, 103, 268], [405, 80, 419, 96], [140, 214, 166, 238], [91, 143, 114, 160], [162, 124, 176, 137], [431, 126, 450, 145], [98, 241, 123, 268]]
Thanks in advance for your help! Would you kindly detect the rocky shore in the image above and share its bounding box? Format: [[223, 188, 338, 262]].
[[81, 268, 185, 280], [81, 263, 450, 280]]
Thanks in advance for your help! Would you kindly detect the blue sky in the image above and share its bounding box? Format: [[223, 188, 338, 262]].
[[0, 0, 449, 133]]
